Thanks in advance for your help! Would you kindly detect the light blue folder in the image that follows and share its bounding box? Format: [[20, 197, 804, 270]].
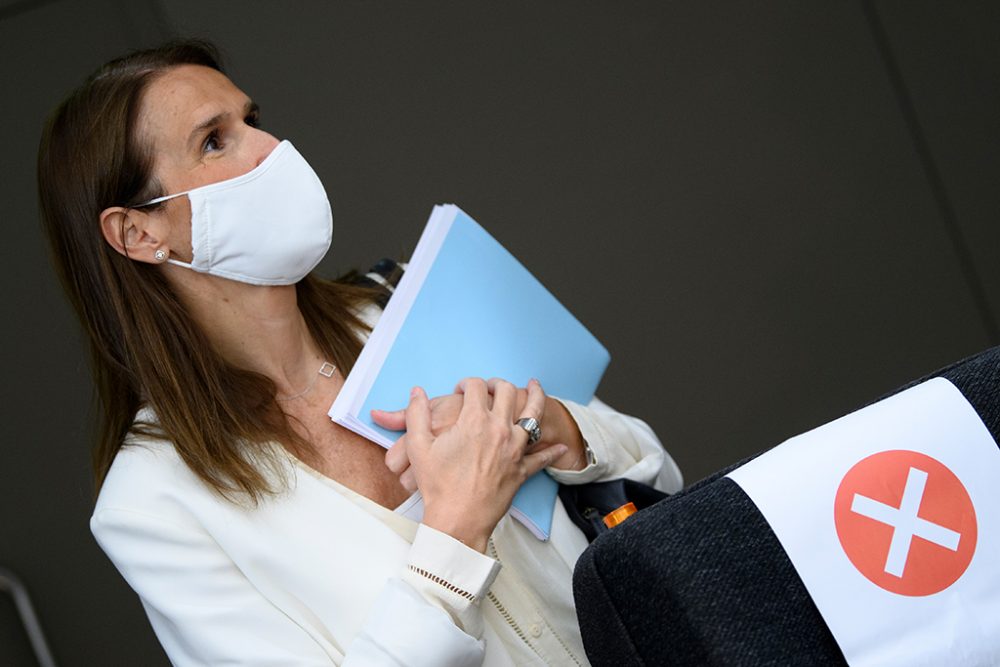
[[338, 205, 610, 539]]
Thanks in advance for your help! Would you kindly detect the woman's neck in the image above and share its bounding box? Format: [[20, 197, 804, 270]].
[[169, 271, 323, 396]]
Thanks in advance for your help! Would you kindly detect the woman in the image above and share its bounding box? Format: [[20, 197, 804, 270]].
[[38, 40, 682, 665]]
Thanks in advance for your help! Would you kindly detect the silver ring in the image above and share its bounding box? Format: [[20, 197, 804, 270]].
[[516, 417, 542, 446]]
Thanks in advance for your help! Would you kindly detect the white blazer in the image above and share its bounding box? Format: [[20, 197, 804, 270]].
[[92, 396, 681, 665]]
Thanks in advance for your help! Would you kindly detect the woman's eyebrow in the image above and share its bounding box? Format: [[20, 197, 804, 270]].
[[187, 99, 257, 149]]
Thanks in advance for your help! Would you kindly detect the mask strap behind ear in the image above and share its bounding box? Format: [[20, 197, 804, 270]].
[[135, 190, 189, 208], [166, 258, 195, 270]]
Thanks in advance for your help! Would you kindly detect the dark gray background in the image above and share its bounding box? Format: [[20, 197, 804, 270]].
[[2, 1, 997, 664]]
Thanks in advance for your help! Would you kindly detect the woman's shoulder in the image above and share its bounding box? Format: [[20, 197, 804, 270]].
[[93, 407, 209, 521], [95, 406, 295, 522]]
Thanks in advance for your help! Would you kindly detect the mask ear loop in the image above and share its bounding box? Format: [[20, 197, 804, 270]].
[[118, 191, 167, 261], [148, 194, 197, 271], [132, 192, 199, 272], [138, 190, 187, 207]]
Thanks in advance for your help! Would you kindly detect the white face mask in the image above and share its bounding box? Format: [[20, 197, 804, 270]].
[[138, 140, 333, 286]]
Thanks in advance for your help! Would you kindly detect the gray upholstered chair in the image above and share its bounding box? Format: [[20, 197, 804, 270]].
[[574, 347, 1000, 666]]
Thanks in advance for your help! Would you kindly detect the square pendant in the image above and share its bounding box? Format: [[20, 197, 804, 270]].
[[319, 362, 336, 378]]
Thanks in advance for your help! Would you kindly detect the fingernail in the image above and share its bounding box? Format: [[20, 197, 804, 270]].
[[411, 386, 420, 398]]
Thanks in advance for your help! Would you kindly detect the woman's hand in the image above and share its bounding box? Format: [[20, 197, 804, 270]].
[[373, 393, 466, 438], [401, 378, 568, 552], [377, 394, 465, 492], [379, 380, 588, 492]]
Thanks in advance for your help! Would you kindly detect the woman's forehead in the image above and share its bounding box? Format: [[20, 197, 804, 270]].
[[139, 65, 249, 150]]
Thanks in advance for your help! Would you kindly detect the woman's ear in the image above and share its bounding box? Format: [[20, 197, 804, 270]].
[[99, 206, 169, 264]]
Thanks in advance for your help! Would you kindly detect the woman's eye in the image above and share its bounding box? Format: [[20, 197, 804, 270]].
[[245, 110, 261, 128], [203, 130, 222, 153]]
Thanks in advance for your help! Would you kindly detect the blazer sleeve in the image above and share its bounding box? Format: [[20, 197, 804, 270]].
[[546, 396, 684, 493], [92, 508, 495, 666]]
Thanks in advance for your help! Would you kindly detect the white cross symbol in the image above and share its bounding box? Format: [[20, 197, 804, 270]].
[[850, 466, 962, 578]]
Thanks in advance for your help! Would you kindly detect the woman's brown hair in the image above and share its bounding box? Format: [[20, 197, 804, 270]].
[[37, 40, 375, 503]]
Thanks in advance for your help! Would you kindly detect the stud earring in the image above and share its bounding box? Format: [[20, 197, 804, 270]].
[[154, 249, 167, 262]]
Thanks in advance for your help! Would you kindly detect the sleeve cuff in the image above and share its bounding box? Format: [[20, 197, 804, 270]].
[[545, 398, 612, 483], [404, 523, 501, 605]]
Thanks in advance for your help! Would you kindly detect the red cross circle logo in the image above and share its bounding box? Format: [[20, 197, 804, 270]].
[[833, 450, 977, 596]]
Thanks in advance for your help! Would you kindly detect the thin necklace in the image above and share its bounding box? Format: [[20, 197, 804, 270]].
[[276, 361, 337, 402]]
